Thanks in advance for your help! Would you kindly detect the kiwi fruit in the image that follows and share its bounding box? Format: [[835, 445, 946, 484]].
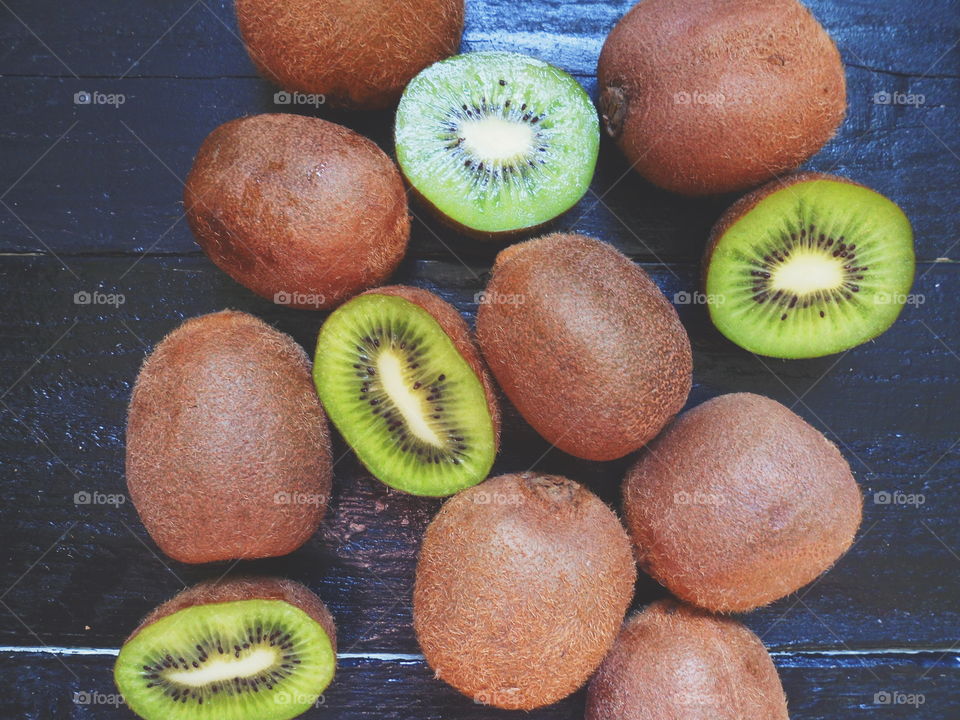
[[586, 599, 789, 720], [597, 0, 846, 195], [184, 114, 409, 310], [414, 472, 636, 709], [476, 233, 692, 460], [235, 0, 464, 110], [623, 392, 863, 612], [313, 285, 499, 496], [115, 577, 336, 720], [126, 311, 332, 563], [395, 52, 599, 237], [704, 172, 916, 358]]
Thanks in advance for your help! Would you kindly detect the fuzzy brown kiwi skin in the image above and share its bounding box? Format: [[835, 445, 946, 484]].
[[476, 233, 692, 461], [597, 0, 846, 196], [362, 285, 501, 448], [623, 393, 863, 613], [125, 577, 337, 654], [126, 311, 333, 564], [414, 472, 636, 710], [586, 599, 788, 720], [235, 0, 464, 110], [184, 114, 410, 310]]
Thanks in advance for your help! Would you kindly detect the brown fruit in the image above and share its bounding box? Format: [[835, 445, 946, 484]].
[[597, 0, 846, 195], [235, 0, 465, 110], [414, 472, 636, 710], [623, 392, 863, 612], [586, 599, 788, 720], [476, 233, 692, 461], [184, 114, 409, 309], [126, 311, 333, 563]]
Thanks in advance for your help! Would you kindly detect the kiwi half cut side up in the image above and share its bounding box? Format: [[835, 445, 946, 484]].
[[114, 579, 336, 720], [705, 173, 915, 359], [395, 51, 599, 236], [314, 287, 498, 496]]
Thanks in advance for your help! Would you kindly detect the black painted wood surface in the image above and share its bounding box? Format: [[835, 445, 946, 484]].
[[1, 0, 958, 717]]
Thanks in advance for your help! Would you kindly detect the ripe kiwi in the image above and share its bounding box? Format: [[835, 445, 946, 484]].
[[126, 311, 332, 563], [314, 285, 500, 496], [235, 0, 464, 110], [586, 599, 788, 720], [597, 0, 846, 195], [115, 577, 336, 720], [395, 51, 599, 237], [623, 392, 863, 612], [476, 233, 692, 460], [414, 472, 636, 710], [184, 114, 409, 310], [704, 172, 916, 358]]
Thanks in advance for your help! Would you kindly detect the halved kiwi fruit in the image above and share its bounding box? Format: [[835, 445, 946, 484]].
[[313, 286, 499, 496], [115, 578, 336, 720], [395, 51, 599, 236], [704, 173, 915, 358]]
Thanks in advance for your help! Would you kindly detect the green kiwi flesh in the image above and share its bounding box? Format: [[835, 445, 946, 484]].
[[705, 174, 914, 358], [395, 51, 599, 235], [115, 598, 334, 720], [314, 291, 496, 495]]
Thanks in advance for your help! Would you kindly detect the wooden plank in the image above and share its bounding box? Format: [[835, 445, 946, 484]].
[[1, 255, 957, 653], [1, 650, 957, 719]]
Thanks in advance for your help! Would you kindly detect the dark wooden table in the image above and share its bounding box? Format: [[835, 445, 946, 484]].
[[1, 0, 957, 717]]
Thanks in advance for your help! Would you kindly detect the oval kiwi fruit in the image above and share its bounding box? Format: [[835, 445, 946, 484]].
[[126, 311, 332, 563], [704, 172, 916, 358], [184, 114, 409, 309], [115, 577, 336, 720], [395, 52, 599, 237], [623, 392, 863, 612], [476, 233, 692, 460], [414, 472, 636, 709], [586, 599, 789, 720], [235, 0, 464, 110], [314, 285, 500, 496], [597, 0, 846, 195]]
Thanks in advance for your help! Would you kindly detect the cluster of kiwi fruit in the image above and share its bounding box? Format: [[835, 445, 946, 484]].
[[110, 0, 916, 718]]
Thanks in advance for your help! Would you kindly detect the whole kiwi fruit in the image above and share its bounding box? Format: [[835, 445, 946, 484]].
[[126, 311, 333, 563], [184, 114, 409, 310], [597, 0, 846, 195], [586, 599, 789, 720], [115, 577, 336, 720], [623, 392, 863, 612], [476, 233, 692, 461], [235, 0, 465, 110], [414, 472, 636, 710]]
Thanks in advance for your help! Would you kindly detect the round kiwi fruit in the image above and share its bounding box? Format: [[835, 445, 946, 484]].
[[586, 599, 788, 720], [126, 311, 332, 563], [704, 172, 915, 358], [313, 285, 500, 496], [414, 472, 636, 709], [597, 0, 846, 195], [184, 114, 409, 310], [623, 392, 863, 612], [234, 0, 464, 110], [395, 52, 599, 237], [476, 233, 692, 460], [115, 577, 336, 720]]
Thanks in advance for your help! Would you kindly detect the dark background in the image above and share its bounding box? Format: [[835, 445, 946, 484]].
[[0, 0, 957, 717]]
